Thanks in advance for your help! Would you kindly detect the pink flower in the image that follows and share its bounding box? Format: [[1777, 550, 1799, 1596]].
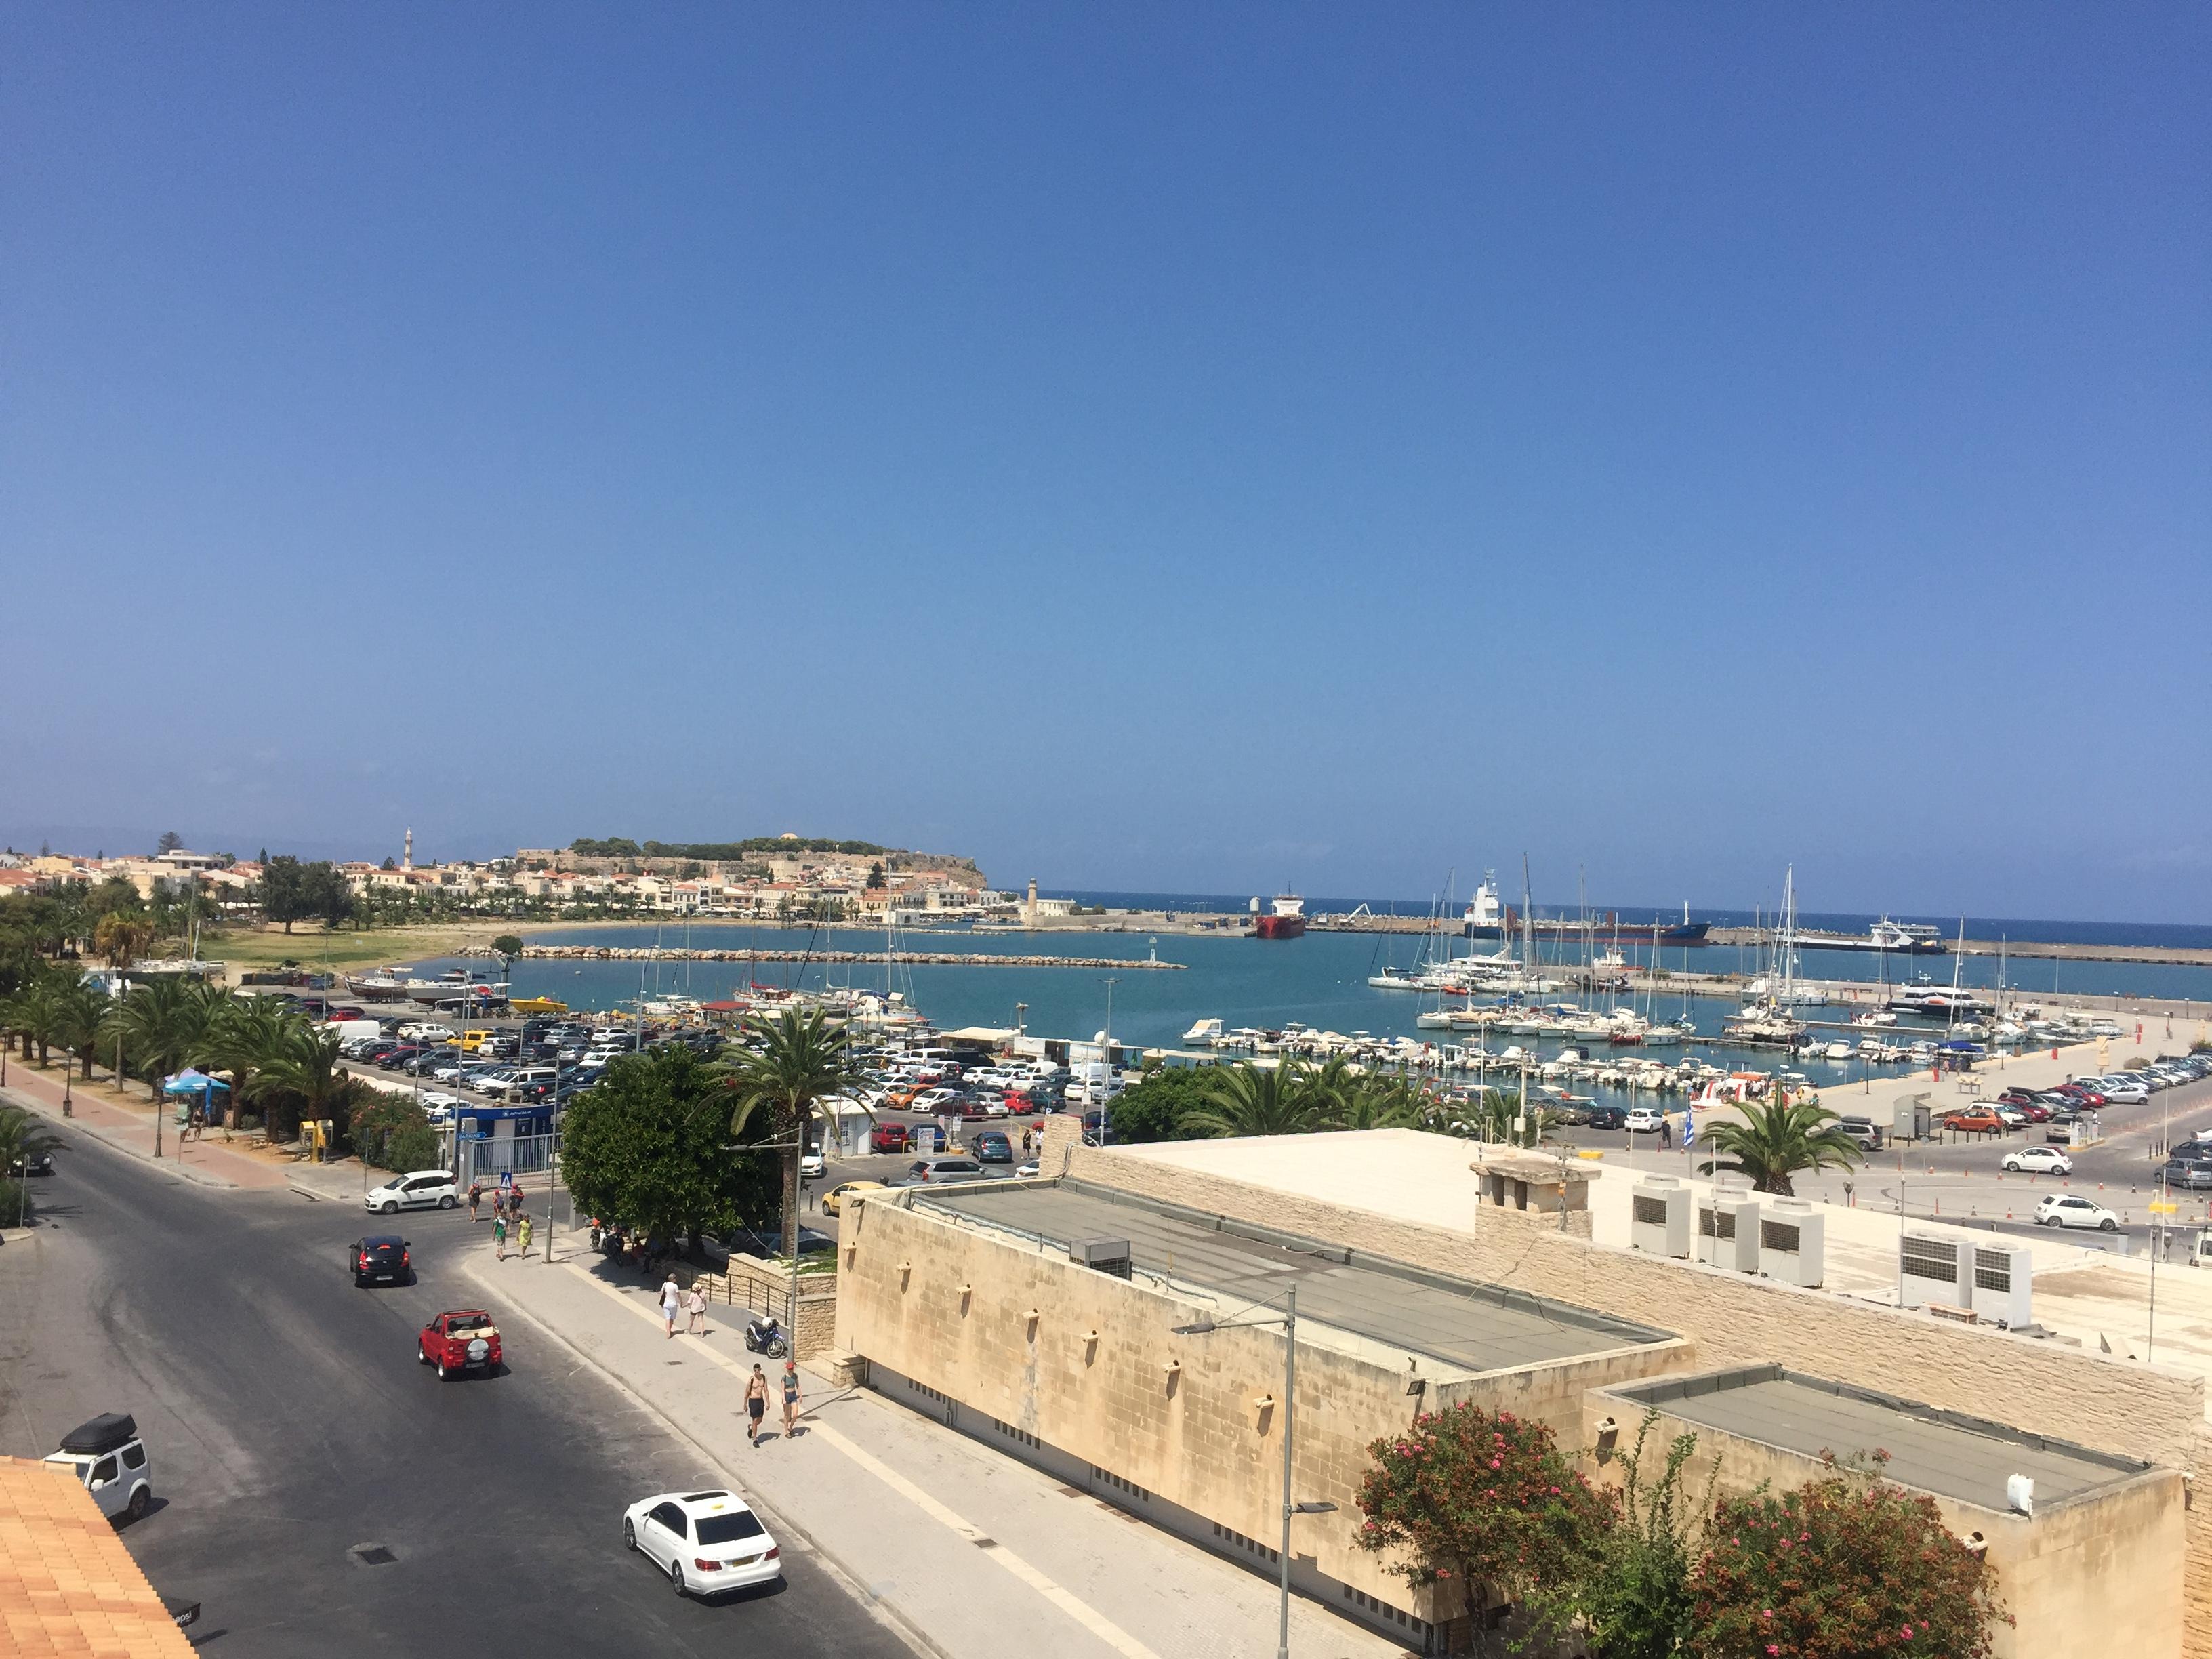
[[1902, 1627, 1914, 1638], [1766, 1648, 1779, 1657], [1762, 1610, 1772, 1620], [1490, 1458, 1502, 1469]]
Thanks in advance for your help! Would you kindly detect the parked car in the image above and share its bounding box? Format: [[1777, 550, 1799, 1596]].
[[1583, 1104, 1628, 1131], [2002, 1146, 2072, 1176], [1944, 1107, 2007, 1134], [1996, 1087, 2041, 1107], [1624, 1107, 1666, 1133], [350, 1235, 412, 1285], [1837, 1115, 1883, 1151], [43, 1413, 152, 1523], [364, 1170, 459, 1214], [2036, 1193, 2120, 1232], [798, 1149, 826, 1180], [419, 1309, 502, 1378], [901, 1155, 986, 1185], [623, 1488, 782, 1597], [973, 1130, 1013, 1164], [2162, 1159, 2212, 1191], [2082, 1080, 2139, 1105], [867, 1122, 911, 1155], [2008, 1100, 2053, 1122]]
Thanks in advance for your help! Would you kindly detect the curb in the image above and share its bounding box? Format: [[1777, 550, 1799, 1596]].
[[1, 1086, 237, 1190], [457, 1250, 954, 1659]]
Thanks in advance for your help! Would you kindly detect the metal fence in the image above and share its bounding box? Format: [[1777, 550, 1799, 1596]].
[[453, 1130, 559, 1189]]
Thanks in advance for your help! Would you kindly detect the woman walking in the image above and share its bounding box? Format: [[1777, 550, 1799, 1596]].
[[468, 1182, 483, 1223], [516, 1212, 533, 1255], [493, 1212, 508, 1261], [781, 1359, 803, 1439], [684, 1284, 707, 1336]]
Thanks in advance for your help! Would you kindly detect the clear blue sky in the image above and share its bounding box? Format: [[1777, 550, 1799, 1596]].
[[4, 6, 2206, 921]]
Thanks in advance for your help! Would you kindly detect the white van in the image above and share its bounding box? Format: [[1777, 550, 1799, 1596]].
[[323, 1019, 382, 1045]]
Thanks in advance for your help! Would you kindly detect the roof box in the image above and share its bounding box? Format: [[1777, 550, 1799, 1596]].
[[58, 1412, 137, 1454]]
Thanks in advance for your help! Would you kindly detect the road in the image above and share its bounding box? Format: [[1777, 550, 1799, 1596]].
[[0, 1117, 914, 1659]]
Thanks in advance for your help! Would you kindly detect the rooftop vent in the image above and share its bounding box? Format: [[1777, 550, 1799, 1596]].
[[1071, 1237, 1132, 1279]]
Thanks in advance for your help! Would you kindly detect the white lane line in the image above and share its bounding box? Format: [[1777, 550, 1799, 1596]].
[[565, 1257, 1159, 1659]]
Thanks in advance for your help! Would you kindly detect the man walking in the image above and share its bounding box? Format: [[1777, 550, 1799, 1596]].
[[744, 1365, 769, 1446], [781, 1359, 803, 1439], [659, 1273, 682, 1339]]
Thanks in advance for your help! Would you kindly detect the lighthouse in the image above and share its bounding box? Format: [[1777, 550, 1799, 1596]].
[[403, 828, 413, 871]]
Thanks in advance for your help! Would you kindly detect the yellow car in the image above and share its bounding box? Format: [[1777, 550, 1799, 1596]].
[[821, 1181, 886, 1218]]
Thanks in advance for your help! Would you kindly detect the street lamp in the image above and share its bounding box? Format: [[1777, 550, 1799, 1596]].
[[1171, 1284, 1334, 1659]]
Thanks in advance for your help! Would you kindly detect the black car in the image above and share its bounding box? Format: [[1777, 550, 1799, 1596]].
[[9, 1150, 56, 1176], [350, 1235, 412, 1286], [1583, 1105, 1629, 1131], [973, 1130, 1013, 1164]]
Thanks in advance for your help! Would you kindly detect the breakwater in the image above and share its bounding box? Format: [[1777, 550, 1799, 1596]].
[[468, 945, 1183, 971]]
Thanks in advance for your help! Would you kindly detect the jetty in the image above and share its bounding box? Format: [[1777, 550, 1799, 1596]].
[[472, 945, 1183, 971]]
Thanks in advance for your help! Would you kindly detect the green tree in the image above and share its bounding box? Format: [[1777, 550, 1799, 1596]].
[[1687, 1460, 2007, 1658], [260, 856, 310, 933], [1696, 1095, 1864, 1196], [92, 912, 155, 972], [204, 994, 304, 1134], [105, 976, 217, 1097], [1540, 1413, 1706, 1659], [302, 861, 354, 928], [1354, 1401, 1616, 1645], [1107, 1067, 1218, 1143], [1181, 1061, 1328, 1139], [491, 934, 525, 981], [241, 1021, 361, 1144], [866, 862, 886, 890], [351, 1092, 436, 1171], [562, 1046, 779, 1248], [1313, 1058, 1430, 1130], [722, 1007, 871, 1268]]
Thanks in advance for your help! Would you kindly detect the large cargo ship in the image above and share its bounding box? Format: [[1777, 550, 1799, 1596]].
[[1460, 878, 1708, 946], [1252, 894, 1307, 940], [1786, 920, 1948, 954]]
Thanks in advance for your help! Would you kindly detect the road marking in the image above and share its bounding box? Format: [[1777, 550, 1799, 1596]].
[[563, 1256, 1160, 1659]]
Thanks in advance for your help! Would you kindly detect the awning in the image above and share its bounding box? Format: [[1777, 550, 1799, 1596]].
[[161, 1068, 232, 1095]]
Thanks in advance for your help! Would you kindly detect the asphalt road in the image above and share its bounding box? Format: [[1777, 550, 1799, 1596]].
[[0, 1122, 913, 1659]]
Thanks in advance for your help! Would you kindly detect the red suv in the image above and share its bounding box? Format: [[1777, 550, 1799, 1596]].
[[868, 1122, 910, 1155]]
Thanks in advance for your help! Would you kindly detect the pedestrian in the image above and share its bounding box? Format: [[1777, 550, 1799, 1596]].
[[512, 1185, 527, 1220], [745, 1365, 769, 1445], [468, 1182, 482, 1222], [517, 1213, 533, 1254], [781, 1359, 802, 1438], [685, 1284, 707, 1336], [1660, 1118, 1673, 1149], [659, 1273, 682, 1339], [493, 1212, 508, 1261]]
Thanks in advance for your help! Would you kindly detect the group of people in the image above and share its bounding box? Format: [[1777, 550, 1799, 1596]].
[[470, 1181, 533, 1260], [651, 1274, 803, 1446]]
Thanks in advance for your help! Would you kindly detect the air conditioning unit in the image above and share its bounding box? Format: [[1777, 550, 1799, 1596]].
[[1900, 1228, 1973, 1310], [1970, 1242, 2033, 1328], [1759, 1199, 1825, 1288], [1071, 1237, 1132, 1279], [1698, 1195, 1761, 1273], [1631, 1178, 1691, 1258]]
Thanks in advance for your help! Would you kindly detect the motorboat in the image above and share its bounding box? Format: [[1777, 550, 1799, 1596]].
[[1182, 1017, 1226, 1046]]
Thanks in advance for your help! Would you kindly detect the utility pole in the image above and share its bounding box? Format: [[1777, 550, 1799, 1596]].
[[1275, 1282, 1297, 1659]]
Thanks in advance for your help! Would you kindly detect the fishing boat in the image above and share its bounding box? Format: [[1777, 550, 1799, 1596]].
[[508, 996, 569, 1017]]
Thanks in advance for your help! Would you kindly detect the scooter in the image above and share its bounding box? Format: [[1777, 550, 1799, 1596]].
[[743, 1315, 789, 1360]]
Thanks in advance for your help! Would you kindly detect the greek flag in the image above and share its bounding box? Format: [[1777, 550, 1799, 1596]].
[[1683, 1104, 1697, 1147]]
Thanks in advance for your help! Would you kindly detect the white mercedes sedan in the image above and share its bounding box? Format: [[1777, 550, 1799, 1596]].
[[623, 1488, 782, 1597]]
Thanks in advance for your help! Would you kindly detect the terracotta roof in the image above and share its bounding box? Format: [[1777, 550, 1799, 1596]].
[[0, 1458, 194, 1656]]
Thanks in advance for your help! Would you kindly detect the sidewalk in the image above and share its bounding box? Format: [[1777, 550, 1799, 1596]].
[[466, 1233, 1403, 1659], [0, 1061, 289, 1191]]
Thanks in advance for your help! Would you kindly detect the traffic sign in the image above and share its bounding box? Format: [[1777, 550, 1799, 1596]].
[[499, 1171, 514, 1189], [2149, 1201, 2178, 1215]]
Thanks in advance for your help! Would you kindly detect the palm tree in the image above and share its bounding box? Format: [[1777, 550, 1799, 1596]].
[[49, 983, 110, 1087], [0, 1103, 65, 1224], [92, 913, 155, 973], [205, 996, 304, 1136], [1319, 1063, 1429, 1132], [1181, 1061, 1328, 1139], [1696, 1095, 1864, 1196], [242, 1021, 356, 1144], [720, 1007, 870, 1270], [1441, 1088, 1551, 1147], [104, 975, 216, 1098]]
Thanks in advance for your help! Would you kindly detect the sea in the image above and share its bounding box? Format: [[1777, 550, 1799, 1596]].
[[389, 901, 2212, 1095]]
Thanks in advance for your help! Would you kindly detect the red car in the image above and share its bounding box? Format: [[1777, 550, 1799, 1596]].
[[1996, 1088, 2039, 1107], [2052, 1084, 2108, 1108], [868, 1122, 910, 1155], [2009, 1101, 2053, 1122], [419, 1310, 502, 1379]]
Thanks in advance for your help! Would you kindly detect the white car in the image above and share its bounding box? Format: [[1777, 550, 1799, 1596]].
[[2096, 1081, 2150, 1105], [623, 1488, 782, 1597], [798, 1150, 827, 1179], [45, 1413, 153, 1523], [364, 1169, 459, 1214], [2036, 1193, 2118, 1232], [398, 1022, 454, 1042], [1624, 1107, 1666, 1133], [2003, 1146, 2072, 1176], [912, 1087, 961, 1113]]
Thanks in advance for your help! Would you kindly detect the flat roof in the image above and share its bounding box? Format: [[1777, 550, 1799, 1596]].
[[0, 1458, 194, 1656], [1603, 1365, 2155, 1511], [914, 1178, 1674, 1374]]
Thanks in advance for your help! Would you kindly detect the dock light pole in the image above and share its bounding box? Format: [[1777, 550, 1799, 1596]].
[[1173, 1284, 1334, 1659]]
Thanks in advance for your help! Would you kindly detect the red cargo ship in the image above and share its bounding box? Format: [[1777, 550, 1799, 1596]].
[[1253, 895, 1307, 939]]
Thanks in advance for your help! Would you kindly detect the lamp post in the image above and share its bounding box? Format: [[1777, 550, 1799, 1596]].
[[1172, 1284, 1334, 1659]]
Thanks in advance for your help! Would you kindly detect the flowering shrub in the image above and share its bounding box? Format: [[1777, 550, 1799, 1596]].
[[1687, 1473, 2006, 1658], [1353, 1401, 1614, 1635]]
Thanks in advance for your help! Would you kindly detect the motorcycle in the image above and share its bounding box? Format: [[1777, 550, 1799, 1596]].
[[743, 1315, 789, 1360]]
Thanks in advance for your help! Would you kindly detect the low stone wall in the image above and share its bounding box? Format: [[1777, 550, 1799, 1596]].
[[672, 1252, 838, 1359]]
